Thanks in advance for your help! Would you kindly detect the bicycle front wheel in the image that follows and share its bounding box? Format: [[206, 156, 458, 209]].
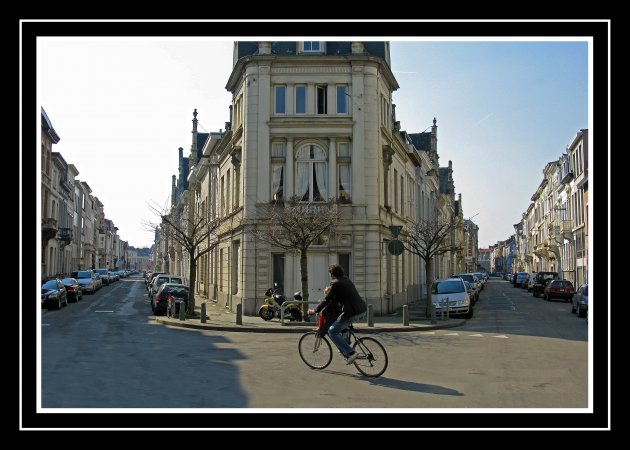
[[353, 337, 388, 377], [298, 331, 333, 369]]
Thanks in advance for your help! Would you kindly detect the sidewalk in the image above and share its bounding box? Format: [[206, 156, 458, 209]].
[[154, 299, 466, 333]]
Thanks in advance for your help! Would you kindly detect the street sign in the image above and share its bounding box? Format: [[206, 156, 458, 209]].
[[389, 225, 403, 238], [388, 239, 404, 256]]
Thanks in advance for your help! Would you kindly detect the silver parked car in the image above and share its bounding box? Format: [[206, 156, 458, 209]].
[[71, 270, 99, 294], [431, 277, 473, 319]]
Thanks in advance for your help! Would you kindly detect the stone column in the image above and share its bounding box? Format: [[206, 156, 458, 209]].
[[307, 83, 315, 115], [286, 83, 294, 115], [286, 137, 294, 199]]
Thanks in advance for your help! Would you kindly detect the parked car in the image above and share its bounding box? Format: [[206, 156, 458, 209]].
[[149, 274, 185, 305], [431, 277, 473, 319], [532, 272, 559, 298], [94, 268, 111, 286], [571, 283, 588, 318], [71, 270, 99, 294], [527, 272, 538, 292], [60, 278, 83, 302], [455, 273, 480, 304], [41, 279, 68, 310], [153, 283, 190, 316], [147, 272, 166, 291], [513, 272, 528, 288], [543, 279, 575, 302]]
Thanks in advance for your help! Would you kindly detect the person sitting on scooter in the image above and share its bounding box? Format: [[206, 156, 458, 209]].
[[307, 264, 367, 365]]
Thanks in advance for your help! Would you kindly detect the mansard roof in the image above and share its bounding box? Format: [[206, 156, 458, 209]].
[[41, 107, 60, 143], [408, 132, 431, 152], [236, 41, 388, 60], [197, 133, 209, 161]]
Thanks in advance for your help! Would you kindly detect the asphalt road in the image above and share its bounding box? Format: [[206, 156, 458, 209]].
[[40, 276, 588, 409]]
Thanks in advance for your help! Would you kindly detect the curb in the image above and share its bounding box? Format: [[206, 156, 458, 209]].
[[154, 316, 467, 333]]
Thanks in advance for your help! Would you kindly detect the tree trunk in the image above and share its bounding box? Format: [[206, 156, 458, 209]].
[[425, 259, 435, 321], [188, 253, 197, 317], [299, 250, 309, 320]]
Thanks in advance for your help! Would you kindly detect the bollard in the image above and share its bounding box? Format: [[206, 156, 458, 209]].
[[367, 304, 374, 327], [430, 304, 437, 324], [402, 304, 409, 326], [178, 301, 186, 321], [236, 303, 242, 325], [201, 303, 207, 323]]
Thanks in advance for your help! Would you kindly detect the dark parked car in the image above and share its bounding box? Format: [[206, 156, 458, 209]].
[[532, 272, 559, 298], [61, 278, 83, 302], [571, 283, 588, 318], [544, 280, 575, 302], [153, 283, 189, 316], [41, 279, 68, 310]]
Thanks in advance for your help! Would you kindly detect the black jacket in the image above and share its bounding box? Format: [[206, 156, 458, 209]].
[[315, 276, 366, 321]]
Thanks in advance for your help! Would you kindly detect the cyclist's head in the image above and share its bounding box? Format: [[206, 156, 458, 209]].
[[328, 264, 344, 279]]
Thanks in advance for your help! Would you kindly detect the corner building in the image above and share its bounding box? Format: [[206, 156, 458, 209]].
[[202, 41, 444, 315]]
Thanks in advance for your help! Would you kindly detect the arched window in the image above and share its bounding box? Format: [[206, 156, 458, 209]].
[[295, 144, 327, 202]]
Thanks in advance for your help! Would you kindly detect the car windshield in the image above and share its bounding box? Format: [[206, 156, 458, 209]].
[[42, 280, 58, 289], [433, 280, 464, 294], [61, 278, 76, 284], [457, 275, 474, 283], [550, 280, 573, 288], [73, 271, 92, 279]]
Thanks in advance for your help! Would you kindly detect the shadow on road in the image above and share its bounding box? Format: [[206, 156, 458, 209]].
[[317, 369, 463, 396], [361, 376, 464, 396]]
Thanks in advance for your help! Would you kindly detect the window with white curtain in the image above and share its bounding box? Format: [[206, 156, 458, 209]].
[[296, 144, 327, 202], [337, 142, 351, 203]]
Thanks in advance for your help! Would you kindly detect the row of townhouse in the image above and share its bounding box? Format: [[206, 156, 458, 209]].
[[153, 41, 479, 316], [40, 107, 139, 279], [489, 129, 589, 286]]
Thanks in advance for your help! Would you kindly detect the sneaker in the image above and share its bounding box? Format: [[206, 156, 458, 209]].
[[345, 351, 359, 365]]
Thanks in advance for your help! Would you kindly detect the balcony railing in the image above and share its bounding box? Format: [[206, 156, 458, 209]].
[[41, 217, 58, 243], [58, 227, 73, 245]]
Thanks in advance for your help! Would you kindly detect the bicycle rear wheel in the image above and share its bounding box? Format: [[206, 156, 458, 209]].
[[298, 331, 333, 369], [352, 337, 388, 377]]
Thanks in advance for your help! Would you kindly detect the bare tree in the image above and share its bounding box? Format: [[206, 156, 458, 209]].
[[144, 201, 220, 316], [401, 217, 462, 321], [254, 196, 342, 318]]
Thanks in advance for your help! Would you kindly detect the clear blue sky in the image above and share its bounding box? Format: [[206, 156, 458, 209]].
[[38, 38, 588, 249]]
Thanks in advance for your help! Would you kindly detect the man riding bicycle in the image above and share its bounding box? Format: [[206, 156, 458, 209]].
[[307, 264, 367, 365]]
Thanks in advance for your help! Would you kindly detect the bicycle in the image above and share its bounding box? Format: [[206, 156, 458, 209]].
[[298, 317, 388, 377]]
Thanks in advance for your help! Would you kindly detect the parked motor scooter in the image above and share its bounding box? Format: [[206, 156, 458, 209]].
[[258, 283, 303, 321]]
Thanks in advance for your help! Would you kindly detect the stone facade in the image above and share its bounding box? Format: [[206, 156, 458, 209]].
[[163, 41, 469, 316]]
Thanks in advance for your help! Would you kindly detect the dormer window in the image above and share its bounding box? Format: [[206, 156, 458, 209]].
[[304, 41, 320, 52], [300, 42, 325, 54]]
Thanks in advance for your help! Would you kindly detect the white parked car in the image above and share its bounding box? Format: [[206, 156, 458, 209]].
[[431, 277, 473, 319], [527, 272, 538, 292]]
